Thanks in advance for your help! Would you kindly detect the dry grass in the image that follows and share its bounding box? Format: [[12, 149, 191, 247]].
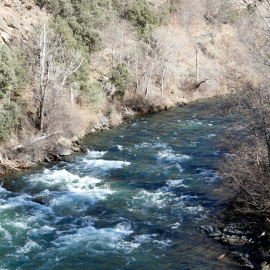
[[125, 92, 168, 114]]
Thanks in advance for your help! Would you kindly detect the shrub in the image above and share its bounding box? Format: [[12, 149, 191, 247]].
[[81, 28, 104, 54], [10, 47, 28, 89], [110, 63, 130, 98], [168, 0, 182, 13], [80, 81, 103, 113], [124, 0, 160, 36], [0, 45, 17, 100], [0, 101, 19, 141], [50, 16, 78, 50], [39, 0, 117, 54]]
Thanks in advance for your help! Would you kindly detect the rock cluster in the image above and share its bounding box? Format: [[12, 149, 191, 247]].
[[199, 223, 270, 269], [90, 116, 111, 133]]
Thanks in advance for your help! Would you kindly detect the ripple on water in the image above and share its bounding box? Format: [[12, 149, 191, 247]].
[[0, 100, 238, 270]]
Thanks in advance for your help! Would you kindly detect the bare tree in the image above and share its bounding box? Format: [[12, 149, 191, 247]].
[[219, 1, 270, 217], [29, 24, 84, 134]]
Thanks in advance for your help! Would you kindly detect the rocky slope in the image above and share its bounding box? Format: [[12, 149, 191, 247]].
[[0, 0, 46, 44]]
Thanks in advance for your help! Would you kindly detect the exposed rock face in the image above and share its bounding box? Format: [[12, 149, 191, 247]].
[[0, 0, 47, 44]]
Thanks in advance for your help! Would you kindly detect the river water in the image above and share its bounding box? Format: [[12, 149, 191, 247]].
[[0, 100, 240, 269]]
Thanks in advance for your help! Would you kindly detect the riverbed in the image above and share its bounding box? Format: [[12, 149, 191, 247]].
[[0, 99, 240, 269]]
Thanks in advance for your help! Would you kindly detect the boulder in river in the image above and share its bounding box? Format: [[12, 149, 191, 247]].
[[57, 144, 73, 156], [100, 116, 109, 127], [178, 102, 187, 107]]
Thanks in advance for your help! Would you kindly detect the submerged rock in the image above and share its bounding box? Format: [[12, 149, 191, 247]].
[[198, 225, 215, 234]]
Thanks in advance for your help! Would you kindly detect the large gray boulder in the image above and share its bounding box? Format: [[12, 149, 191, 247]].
[[57, 144, 73, 156]]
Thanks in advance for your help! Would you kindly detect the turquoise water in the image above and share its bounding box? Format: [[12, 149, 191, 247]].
[[0, 100, 240, 269]]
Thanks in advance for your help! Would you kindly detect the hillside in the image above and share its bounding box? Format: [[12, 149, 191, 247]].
[[0, 0, 265, 168], [2, 1, 270, 267]]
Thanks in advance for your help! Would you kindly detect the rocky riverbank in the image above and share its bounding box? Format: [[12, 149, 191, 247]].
[[0, 100, 189, 175], [199, 213, 270, 269]]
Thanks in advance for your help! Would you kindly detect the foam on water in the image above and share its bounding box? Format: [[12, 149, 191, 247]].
[[197, 169, 219, 182], [134, 142, 168, 149], [29, 225, 56, 238], [153, 239, 172, 247], [86, 150, 107, 158], [117, 145, 123, 150], [204, 134, 216, 139], [185, 205, 205, 214], [157, 149, 191, 162], [134, 234, 156, 243], [171, 222, 181, 229], [0, 185, 8, 193], [0, 225, 12, 241], [0, 100, 232, 270], [132, 189, 175, 210], [82, 159, 131, 170], [25, 169, 110, 201], [180, 195, 199, 200], [166, 179, 188, 188], [186, 120, 203, 126], [49, 186, 114, 213], [17, 240, 41, 255], [53, 221, 138, 254]]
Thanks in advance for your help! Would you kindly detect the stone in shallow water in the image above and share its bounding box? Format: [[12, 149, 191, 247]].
[[198, 225, 215, 234]]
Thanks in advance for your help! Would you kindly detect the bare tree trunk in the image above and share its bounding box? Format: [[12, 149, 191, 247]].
[[39, 24, 47, 133], [135, 52, 140, 94], [145, 56, 157, 96], [70, 87, 74, 105], [161, 67, 167, 96]]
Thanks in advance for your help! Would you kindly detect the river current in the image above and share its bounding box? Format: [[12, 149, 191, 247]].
[[0, 100, 240, 269]]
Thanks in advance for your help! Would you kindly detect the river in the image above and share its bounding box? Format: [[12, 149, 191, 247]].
[[0, 99, 240, 269]]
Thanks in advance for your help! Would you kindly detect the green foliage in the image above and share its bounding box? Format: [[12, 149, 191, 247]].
[[80, 81, 103, 113], [110, 63, 130, 98], [0, 45, 17, 100], [81, 29, 104, 54], [0, 101, 19, 141], [167, 0, 182, 13], [112, 0, 123, 13], [226, 9, 240, 24], [38, 0, 118, 54], [50, 16, 78, 50], [10, 47, 28, 89], [124, 0, 161, 36], [210, 36, 215, 45]]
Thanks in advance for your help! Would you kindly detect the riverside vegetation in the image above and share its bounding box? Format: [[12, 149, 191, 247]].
[[0, 0, 251, 169], [1, 0, 270, 268]]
